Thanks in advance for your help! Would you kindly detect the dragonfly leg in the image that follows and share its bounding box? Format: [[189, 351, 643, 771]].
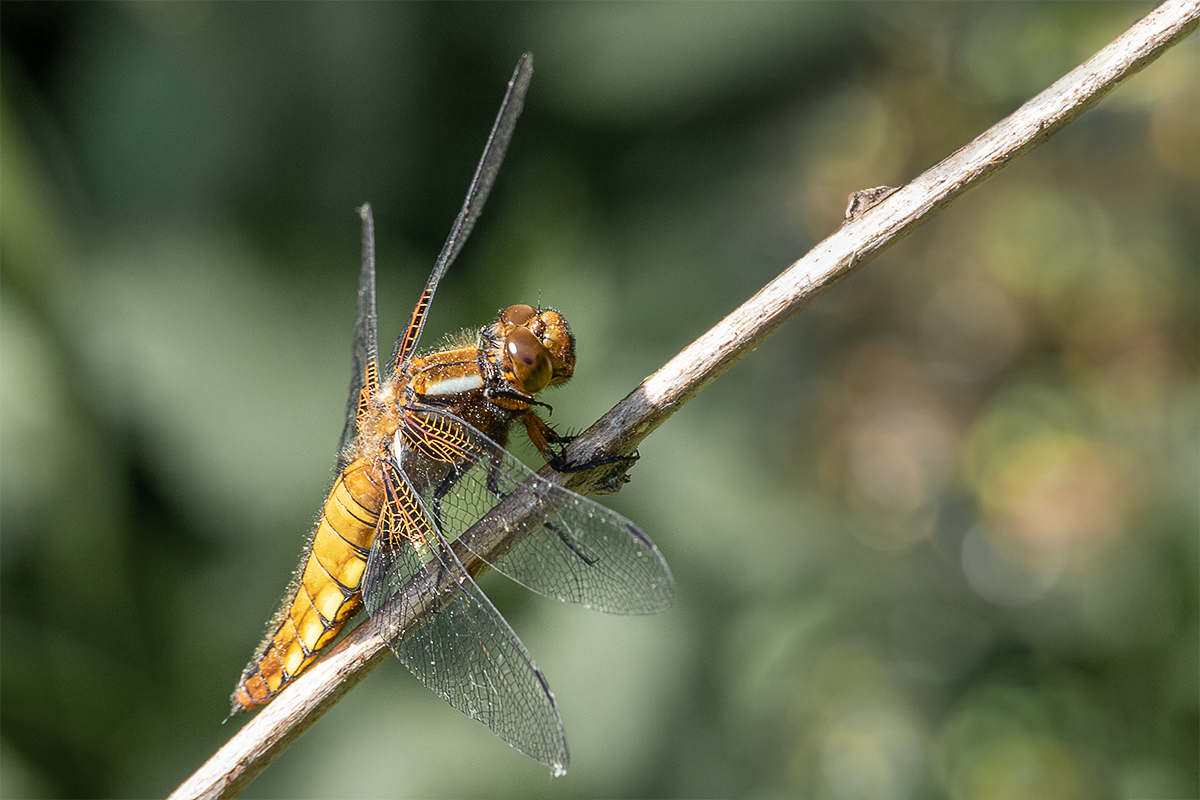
[[546, 447, 637, 474], [521, 412, 637, 474], [424, 440, 602, 569], [542, 518, 600, 566], [428, 460, 472, 531]]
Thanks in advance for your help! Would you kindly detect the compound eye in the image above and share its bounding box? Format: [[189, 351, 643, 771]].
[[501, 304, 538, 326], [505, 327, 553, 394]]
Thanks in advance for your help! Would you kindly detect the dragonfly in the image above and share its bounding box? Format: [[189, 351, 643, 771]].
[[230, 53, 674, 776]]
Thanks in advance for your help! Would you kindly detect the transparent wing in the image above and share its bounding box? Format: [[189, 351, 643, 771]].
[[398, 406, 675, 615], [338, 204, 381, 467], [389, 53, 533, 374], [362, 458, 568, 774]]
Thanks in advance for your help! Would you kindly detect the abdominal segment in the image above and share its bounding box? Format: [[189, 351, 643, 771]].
[[232, 457, 383, 710]]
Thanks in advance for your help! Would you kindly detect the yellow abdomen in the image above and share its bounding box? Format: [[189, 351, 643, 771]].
[[232, 456, 383, 710]]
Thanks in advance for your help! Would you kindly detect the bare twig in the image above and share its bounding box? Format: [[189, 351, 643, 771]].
[[169, 3, 1199, 798]]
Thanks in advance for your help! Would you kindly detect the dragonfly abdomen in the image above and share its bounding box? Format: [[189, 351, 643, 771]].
[[232, 456, 384, 710]]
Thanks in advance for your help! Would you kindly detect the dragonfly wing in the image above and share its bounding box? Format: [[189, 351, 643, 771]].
[[338, 205, 381, 467], [363, 457, 569, 773], [400, 407, 676, 615], [389, 54, 533, 374]]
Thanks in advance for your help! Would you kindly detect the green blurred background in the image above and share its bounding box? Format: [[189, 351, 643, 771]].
[[1, 3, 1196, 798]]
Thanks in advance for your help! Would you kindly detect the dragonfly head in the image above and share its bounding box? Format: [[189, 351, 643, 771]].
[[497, 304, 575, 395]]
